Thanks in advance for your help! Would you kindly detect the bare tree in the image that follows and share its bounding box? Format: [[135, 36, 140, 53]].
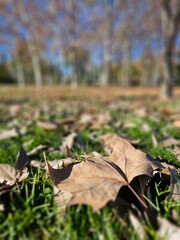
[[0, 0, 26, 86], [16, 0, 43, 87], [13, 46, 25, 87], [159, 0, 180, 97], [100, 0, 114, 86]]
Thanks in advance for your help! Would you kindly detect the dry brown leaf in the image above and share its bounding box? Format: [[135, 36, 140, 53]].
[[173, 120, 180, 128], [46, 158, 75, 170], [0, 148, 29, 189], [170, 113, 180, 121], [171, 113, 180, 128], [9, 104, 22, 117], [91, 151, 104, 159], [27, 145, 48, 157], [0, 203, 5, 211], [168, 168, 180, 201], [160, 108, 176, 116], [0, 164, 28, 186], [79, 113, 94, 124], [48, 158, 132, 211], [103, 134, 159, 175], [91, 113, 111, 129], [60, 132, 77, 153], [17, 168, 29, 182], [57, 118, 75, 126], [0, 128, 17, 140], [101, 133, 120, 154], [54, 187, 72, 214], [48, 135, 157, 211], [31, 160, 46, 169], [157, 217, 180, 240], [151, 133, 158, 147], [129, 211, 145, 240], [31, 158, 75, 170], [171, 147, 180, 162], [79, 113, 110, 129], [15, 147, 30, 171], [142, 123, 151, 132], [134, 107, 147, 117], [0, 164, 20, 186], [161, 137, 180, 147], [37, 120, 57, 130]]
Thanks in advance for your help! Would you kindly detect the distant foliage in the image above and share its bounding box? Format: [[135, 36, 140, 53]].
[[0, 0, 179, 95], [0, 62, 15, 84]]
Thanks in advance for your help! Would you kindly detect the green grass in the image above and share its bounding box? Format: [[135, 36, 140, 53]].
[[0, 95, 179, 239]]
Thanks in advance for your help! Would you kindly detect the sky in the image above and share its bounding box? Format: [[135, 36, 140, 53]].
[[0, 0, 179, 75]]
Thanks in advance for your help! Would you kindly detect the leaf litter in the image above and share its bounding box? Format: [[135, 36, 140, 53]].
[[0, 94, 179, 238], [0, 147, 29, 191], [48, 135, 179, 211]]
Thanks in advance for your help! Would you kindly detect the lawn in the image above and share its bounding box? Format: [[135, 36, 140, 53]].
[[0, 86, 179, 239]]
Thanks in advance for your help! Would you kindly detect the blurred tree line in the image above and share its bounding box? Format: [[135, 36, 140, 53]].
[[0, 0, 180, 97]]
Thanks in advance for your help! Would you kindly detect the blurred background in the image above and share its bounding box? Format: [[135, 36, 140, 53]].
[[0, 0, 180, 96]]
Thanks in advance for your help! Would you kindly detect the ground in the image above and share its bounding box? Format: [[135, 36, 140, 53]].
[[0, 86, 179, 239]]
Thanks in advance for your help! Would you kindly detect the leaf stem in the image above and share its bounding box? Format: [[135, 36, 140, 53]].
[[128, 184, 148, 209]]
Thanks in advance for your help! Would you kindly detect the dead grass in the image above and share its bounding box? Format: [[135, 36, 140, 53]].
[[0, 86, 180, 100]]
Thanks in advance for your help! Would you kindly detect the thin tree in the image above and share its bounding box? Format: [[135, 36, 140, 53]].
[[16, 0, 43, 87], [159, 0, 180, 97]]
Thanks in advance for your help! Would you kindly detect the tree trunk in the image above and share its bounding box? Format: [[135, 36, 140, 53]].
[[161, 19, 175, 97], [66, 0, 78, 88], [17, 2, 43, 87], [15, 59, 25, 87], [28, 42, 43, 87], [100, 56, 111, 86], [100, 1, 113, 86], [122, 40, 132, 86], [13, 51, 25, 87], [160, 0, 180, 98]]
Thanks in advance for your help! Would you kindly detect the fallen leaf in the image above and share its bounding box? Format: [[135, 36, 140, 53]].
[[9, 104, 21, 117], [168, 168, 180, 201], [27, 145, 48, 157], [37, 120, 57, 130], [0, 148, 29, 189], [151, 133, 158, 148], [79, 113, 110, 129], [54, 187, 72, 214], [48, 135, 157, 211], [129, 211, 145, 240], [31, 160, 46, 169], [160, 136, 180, 147], [31, 158, 76, 170], [102, 134, 159, 175], [0, 203, 4, 211], [0, 164, 20, 186], [157, 217, 180, 240], [170, 113, 180, 128], [46, 158, 76, 170], [172, 120, 180, 128], [0, 164, 28, 186], [79, 113, 94, 125], [101, 133, 119, 154], [16, 168, 29, 182], [142, 123, 151, 132], [15, 147, 30, 171], [160, 108, 175, 116], [171, 147, 180, 162], [60, 132, 77, 153], [48, 158, 131, 211], [0, 128, 17, 140], [91, 113, 111, 129]]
